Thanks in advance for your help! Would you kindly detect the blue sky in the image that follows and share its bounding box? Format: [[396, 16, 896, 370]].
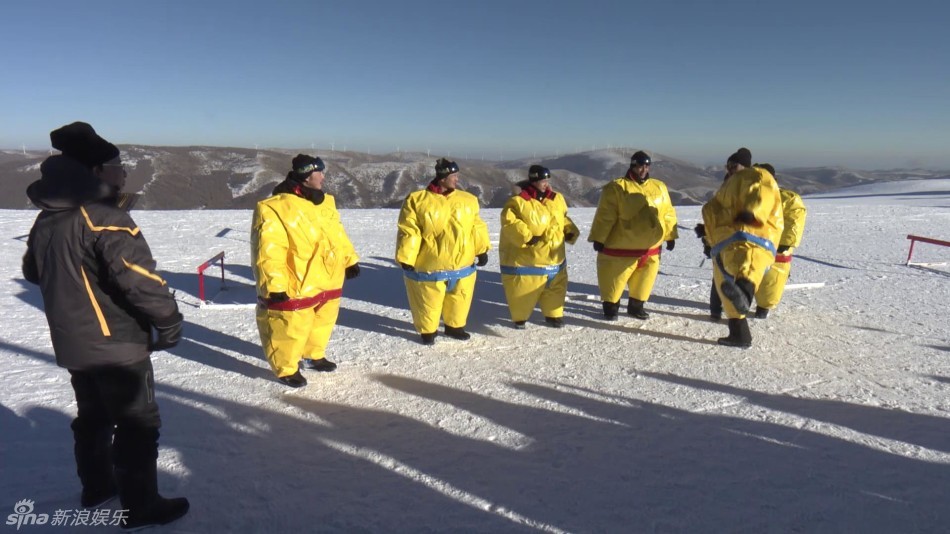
[[2, 0, 948, 169]]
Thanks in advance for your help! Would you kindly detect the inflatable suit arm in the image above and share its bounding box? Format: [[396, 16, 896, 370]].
[[500, 197, 533, 247], [473, 209, 491, 254], [395, 195, 423, 267], [658, 183, 679, 241], [252, 204, 291, 296], [564, 214, 580, 244], [780, 191, 807, 248], [588, 183, 619, 244]]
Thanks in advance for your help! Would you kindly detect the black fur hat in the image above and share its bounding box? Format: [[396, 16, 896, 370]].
[[49, 122, 119, 169]]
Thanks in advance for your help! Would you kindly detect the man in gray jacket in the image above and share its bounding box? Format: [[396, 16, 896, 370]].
[[22, 122, 188, 530]]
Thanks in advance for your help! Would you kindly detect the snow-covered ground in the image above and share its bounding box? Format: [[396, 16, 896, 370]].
[[1, 179, 948, 533]]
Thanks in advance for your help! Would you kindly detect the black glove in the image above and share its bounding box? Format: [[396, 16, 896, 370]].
[[666, 240, 675, 251], [150, 312, 183, 351], [776, 245, 790, 254], [400, 262, 415, 272], [703, 242, 711, 258], [592, 241, 605, 252], [735, 211, 757, 225], [693, 223, 706, 239], [268, 291, 289, 303], [564, 232, 576, 241], [345, 263, 360, 280], [476, 253, 489, 266], [526, 235, 542, 246]]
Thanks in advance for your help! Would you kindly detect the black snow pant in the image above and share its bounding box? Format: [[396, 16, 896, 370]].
[[68, 358, 162, 497]]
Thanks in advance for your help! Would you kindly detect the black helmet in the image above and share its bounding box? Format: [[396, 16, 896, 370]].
[[631, 151, 651, 166], [291, 154, 325, 180], [435, 158, 459, 179], [528, 165, 551, 182]]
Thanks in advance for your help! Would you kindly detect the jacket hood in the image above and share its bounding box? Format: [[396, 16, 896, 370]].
[[27, 155, 113, 211]]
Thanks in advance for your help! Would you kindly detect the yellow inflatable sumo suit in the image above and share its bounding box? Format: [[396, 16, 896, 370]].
[[499, 173, 578, 327], [252, 178, 358, 380], [702, 165, 783, 320], [588, 156, 678, 319], [395, 179, 490, 339], [754, 189, 806, 315]]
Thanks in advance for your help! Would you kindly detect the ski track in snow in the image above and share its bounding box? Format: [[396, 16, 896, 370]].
[[1, 180, 949, 533]]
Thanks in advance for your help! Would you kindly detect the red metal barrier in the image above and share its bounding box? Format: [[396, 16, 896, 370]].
[[197, 251, 226, 302], [906, 235, 950, 265]]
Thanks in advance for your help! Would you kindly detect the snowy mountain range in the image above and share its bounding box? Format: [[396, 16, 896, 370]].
[[1, 146, 947, 210]]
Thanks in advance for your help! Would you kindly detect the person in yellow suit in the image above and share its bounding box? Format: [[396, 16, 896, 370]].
[[396, 158, 491, 345], [701, 148, 783, 347], [499, 165, 579, 329], [252, 154, 360, 387], [588, 151, 678, 320], [752, 163, 807, 319]]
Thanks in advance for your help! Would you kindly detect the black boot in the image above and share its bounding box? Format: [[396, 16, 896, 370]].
[[512, 321, 527, 330], [754, 307, 770, 319], [720, 278, 755, 315], [114, 428, 189, 531], [717, 318, 752, 348], [544, 316, 564, 328], [73, 422, 118, 507], [627, 298, 649, 320], [602, 301, 620, 321], [116, 465, 189, 531], [420, 332, 437, 345], [277, 370, 307, 388], [444, 326, 471, 341], [302, 358, 337, 372]]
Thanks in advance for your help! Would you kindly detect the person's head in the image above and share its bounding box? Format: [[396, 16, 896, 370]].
[[754, 162, 775, 177], [725, 147, 752, 177], [434, 158, 460, 190], [629, 151, 651, 183], [49, 121, 125, 190], [528, 164, 551, 191], [290, 154, 326, 190]]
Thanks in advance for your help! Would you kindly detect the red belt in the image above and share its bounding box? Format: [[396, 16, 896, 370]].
[[259, 288, 343, 311], [601, 246, 661, 268], [774, 254, 792, 263], [601, 246, 661, 258]]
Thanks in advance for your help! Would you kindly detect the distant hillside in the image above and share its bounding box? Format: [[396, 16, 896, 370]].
[[2, 147, 946, 210]]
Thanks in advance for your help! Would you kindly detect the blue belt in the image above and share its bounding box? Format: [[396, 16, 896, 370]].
[[711, 231, 776, 284], [403, 265, 476, 292], [500, 262, 565, 287], [710, 231, 776, 259]]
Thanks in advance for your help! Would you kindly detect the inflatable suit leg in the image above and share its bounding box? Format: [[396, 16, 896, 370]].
[[627, 254, 660, 302], [256, 307, 312, 378], [537, 269, 568, 319]]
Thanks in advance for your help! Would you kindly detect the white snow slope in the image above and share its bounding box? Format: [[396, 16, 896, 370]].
[[1, 180, 948, 533]]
